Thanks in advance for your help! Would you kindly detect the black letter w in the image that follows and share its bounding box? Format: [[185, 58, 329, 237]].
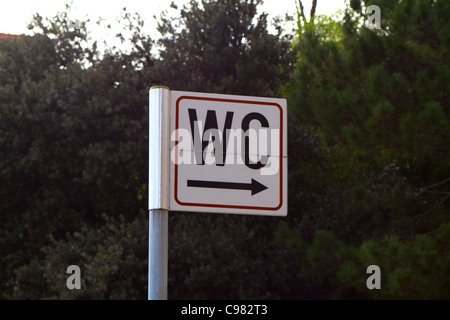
[[188, 109, 234, 166]]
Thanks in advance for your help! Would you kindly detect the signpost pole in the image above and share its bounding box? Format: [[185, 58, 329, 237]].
[[148, 86, 170, 300], [148, 208, 168, 300]]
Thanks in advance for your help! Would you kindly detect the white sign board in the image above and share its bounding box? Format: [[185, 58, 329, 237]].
[[168, 90, 287, 216]]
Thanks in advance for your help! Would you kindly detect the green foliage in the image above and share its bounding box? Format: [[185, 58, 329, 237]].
[[1, 0, 449, 300], [152, 0, 297, 299], [0, 9, 154, 299], [169, 213, 293, 299], [338, 223, 450, 299], [291, 0, 450, 167], [0, 0, 295, 299], [10, 214, 148, 299], [280, 0, 450, 299], [156, 0, 294, 97]]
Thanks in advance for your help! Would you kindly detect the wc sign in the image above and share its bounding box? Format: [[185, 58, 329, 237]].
[[168, 90, 287, 216]]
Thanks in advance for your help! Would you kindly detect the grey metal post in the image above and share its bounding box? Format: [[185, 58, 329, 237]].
[[148, 209, 168, 300], [148, 86, 170, 300]]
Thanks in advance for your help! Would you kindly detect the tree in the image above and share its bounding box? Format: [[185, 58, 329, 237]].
[[291, 0, 449, 174], [1, 0, 296, 299], [153, 0, 297, 299], [155, 0, 294, 97], [0, 9, 156, 298], [295, 0, 318, 27], [281, 0, 450, 298]]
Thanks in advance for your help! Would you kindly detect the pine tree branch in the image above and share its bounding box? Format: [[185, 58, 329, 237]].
[[296, 0, 307, 25], [413, 177, 450, 224], [310, 0, 317, 21], [413, 193, 450, 224], [419, 177, 450, 193]]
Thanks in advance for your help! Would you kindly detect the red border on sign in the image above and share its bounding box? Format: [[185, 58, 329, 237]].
[[174, 95, 283, 211]]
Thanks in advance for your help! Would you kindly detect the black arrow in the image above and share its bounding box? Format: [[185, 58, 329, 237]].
[[187, 178, 268, 196]]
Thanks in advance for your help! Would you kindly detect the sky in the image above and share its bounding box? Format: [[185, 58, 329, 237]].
[[0, 0, 347, 48]]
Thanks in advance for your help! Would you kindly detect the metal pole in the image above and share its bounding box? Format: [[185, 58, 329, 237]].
[[148, 209, 168, 300], [148, 86, 170, 300]]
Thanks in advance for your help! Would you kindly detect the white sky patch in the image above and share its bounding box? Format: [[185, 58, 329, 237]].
[[0, 0, 347, 49]]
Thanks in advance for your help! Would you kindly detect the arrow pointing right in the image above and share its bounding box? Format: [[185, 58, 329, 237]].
[[187, 178, 268, 196]]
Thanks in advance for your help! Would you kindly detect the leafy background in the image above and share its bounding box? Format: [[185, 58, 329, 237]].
[[0, 0, 449, 299]]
